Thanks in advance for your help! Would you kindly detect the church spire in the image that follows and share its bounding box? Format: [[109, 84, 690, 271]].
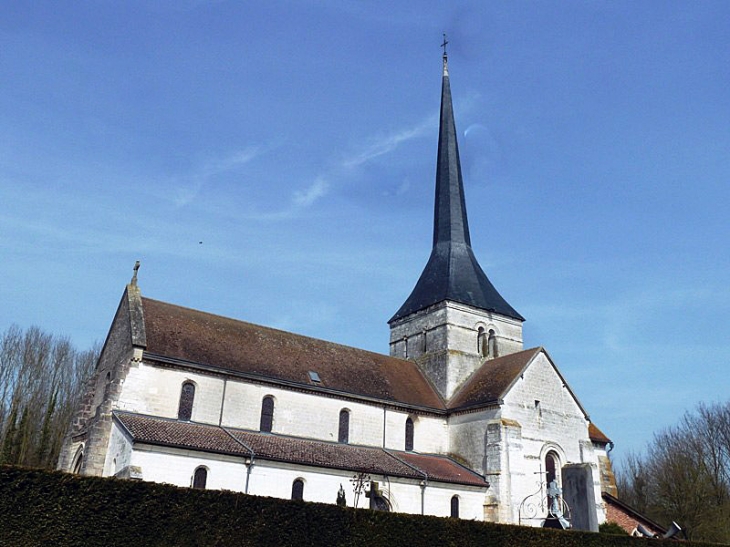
[[390, 50, 523, 324]]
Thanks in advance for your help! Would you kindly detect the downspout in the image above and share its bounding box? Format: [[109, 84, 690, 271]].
[[218, 379, 227, 426], [222, 427, 255, 494], [420, 479, 428, 515], [385, 449, 428, 515]]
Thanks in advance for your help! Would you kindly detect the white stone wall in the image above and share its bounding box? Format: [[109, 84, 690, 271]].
[[390, 301, 524, 399], [116, 363, 225, 424], [114, 361, 450, 453], [122, 443, 486, 519], [389, 301, 523, 360], [501, 352, 605, 525], [446, 351, 605, 526], [385, 413, 447, 453], [103, 421, 133, 476], [131, 444, 248, 492]]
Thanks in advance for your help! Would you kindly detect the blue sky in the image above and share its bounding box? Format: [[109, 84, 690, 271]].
[[1, 1, 729, 463]]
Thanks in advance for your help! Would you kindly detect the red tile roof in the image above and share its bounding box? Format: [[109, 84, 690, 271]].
[[589, 422, 612, 444], [114, 411, 488, 487], [141, 298, 445, 410]]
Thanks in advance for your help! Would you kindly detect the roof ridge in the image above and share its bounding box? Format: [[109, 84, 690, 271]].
[[383, 448, 428, 480]]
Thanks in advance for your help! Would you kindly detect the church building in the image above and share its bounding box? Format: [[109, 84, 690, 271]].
[[59, 51, 614, 527]]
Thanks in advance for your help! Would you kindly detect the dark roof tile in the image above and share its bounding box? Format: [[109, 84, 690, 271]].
[[141, 298, 444, 410], [114, 412, 487, 487], [447, 348, 541, 410]]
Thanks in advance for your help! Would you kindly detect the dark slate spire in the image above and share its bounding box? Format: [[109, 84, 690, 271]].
[[390, 53, 523, 324]]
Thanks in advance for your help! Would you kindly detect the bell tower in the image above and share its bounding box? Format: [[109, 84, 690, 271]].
[[389, 48, 524, 400]]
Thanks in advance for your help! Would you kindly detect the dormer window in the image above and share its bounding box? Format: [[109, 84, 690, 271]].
[[308, 371, 321, 384]]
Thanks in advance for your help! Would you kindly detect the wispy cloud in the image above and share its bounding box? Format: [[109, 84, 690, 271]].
[[341, 115, 436, 169], [243, 115, 436, 220], [173, 146, 264, 207], [293, 177, 329, 208]]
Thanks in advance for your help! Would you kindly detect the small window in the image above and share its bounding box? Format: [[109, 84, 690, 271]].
[[405, 417, 414, 451], [178, 381, 195, 421], [338, 409, 350, 443], [546, 451, 559, 486], [260, 396, 274, 432], [308, 371, 321, 383], [487, 329, 497, 359], [477, 327, 487, 356], [292, 478, 304, 500], [71, 450, 84, 474], [193, 466, 207, 489], [450, 495, 460, 518]]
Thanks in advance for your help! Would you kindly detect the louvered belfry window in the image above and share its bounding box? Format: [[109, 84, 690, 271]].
[[178, 382, 195, 421], [260, 396, 274, 432], [338, 409, 350, 443]]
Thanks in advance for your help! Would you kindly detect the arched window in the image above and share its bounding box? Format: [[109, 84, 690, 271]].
[[450, 495, 460, 518], [193, 466, 207, 489], [71, 449, 84, 474], [178, 381, 195, 421], [405, 417, 414, 451], [260, 396, 274, 432], [487, 329, 497, 359], [477, 327, 487, 356], [545, 451, 559, 486], [338, 409, 350, 443], [291, 478, 304, 500]]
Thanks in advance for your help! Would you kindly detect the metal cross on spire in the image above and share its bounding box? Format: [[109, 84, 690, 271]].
[[441, 33, 449, 57]]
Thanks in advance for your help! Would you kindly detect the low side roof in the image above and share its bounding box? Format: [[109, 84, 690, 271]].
[[141, 298, 444, 410], [589, 423, 612, 444], [114, 411, 487, 487]]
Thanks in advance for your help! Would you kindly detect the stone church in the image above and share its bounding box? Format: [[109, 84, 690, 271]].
[[59, 52, 615, 526]]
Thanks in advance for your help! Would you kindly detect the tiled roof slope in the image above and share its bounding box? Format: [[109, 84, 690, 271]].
[[141, 298, 445, 410], [589, 422, 612, 444], [114, 412, 487, 487], [447, 347, 541, 410]]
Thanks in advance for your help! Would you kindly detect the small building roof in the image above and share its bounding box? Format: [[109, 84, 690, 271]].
[[589, 422, 612, 445], [114, 411, 488, 487]]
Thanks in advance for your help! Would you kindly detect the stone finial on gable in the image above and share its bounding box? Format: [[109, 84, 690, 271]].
[[131, 260, 141, 286], [126, 261, 146, 349]]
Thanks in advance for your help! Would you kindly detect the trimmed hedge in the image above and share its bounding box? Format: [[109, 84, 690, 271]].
[[0, 466, 720, 547]]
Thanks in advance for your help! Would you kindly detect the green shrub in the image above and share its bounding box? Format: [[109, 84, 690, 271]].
[[600, 521, 629, 535], [0, 466, 714, 547]]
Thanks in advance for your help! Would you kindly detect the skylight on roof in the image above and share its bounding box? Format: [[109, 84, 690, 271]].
[[308, 371, 321, 383]]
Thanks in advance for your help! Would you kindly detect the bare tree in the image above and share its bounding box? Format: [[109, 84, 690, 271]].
[[616, 402, 730, 543], [0, 325, 98, 469]]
